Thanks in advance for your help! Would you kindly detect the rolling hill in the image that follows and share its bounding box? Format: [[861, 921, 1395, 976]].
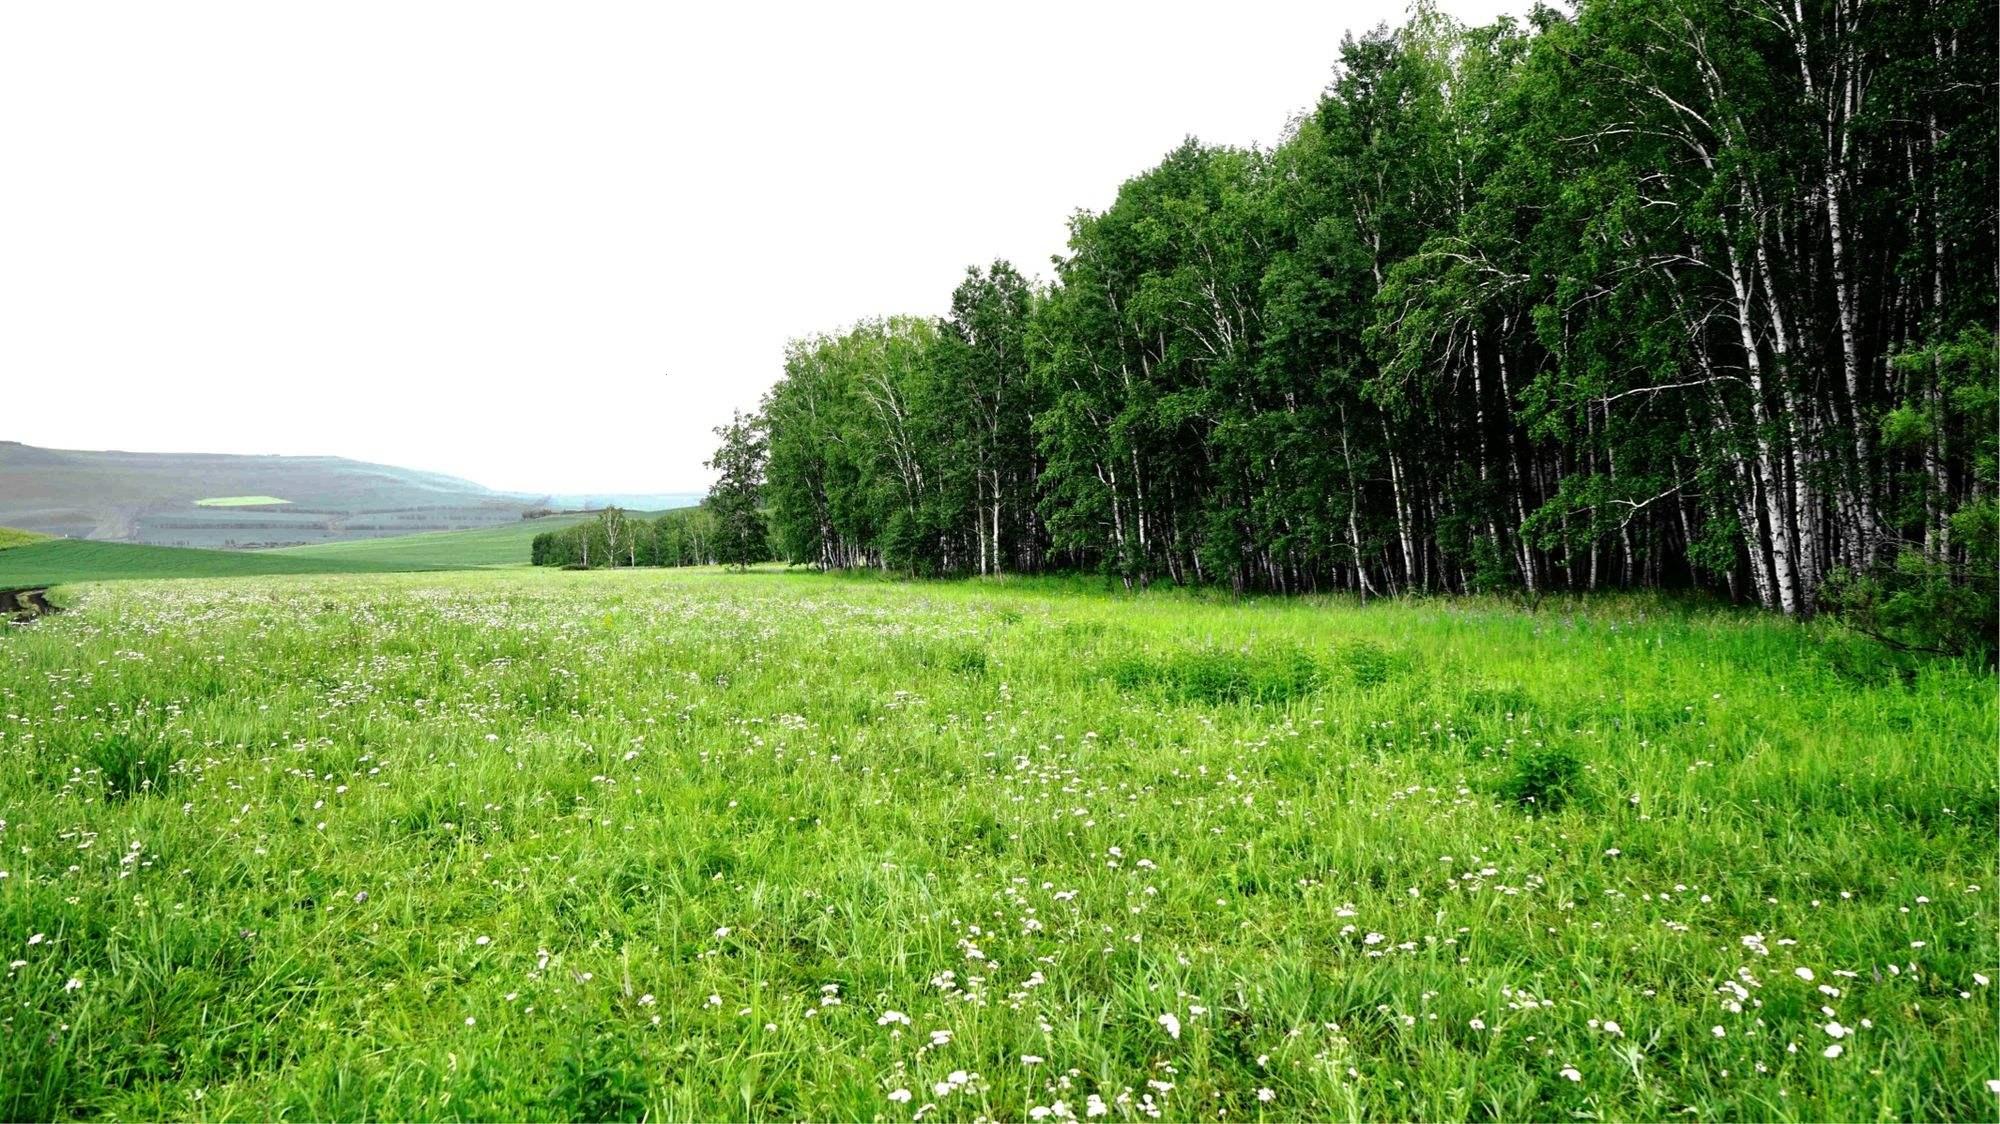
[[0, 538, 433, 588], [0, 509, 690, 588], [0, 442, 701, 549], [266, 509, 661, 569]]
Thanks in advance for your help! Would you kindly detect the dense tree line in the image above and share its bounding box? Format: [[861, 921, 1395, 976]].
[[531, 505, 767, 569], [733, 0, 1996, 643]]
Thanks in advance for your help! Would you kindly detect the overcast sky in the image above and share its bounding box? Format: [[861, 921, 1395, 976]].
[[4, 1, 1519, 494]]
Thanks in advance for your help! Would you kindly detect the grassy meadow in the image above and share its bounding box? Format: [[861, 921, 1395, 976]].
[[0, 514, 632, 589], [268, 511, 671, 570], [0, 527, 52, 551], [0, 540, 428, 589], [0, 567, 1992, 1120]]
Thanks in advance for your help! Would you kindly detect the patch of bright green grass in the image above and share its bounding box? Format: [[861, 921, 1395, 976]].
[[268, 509, 682, 569], [0, 526, 51, 551], [193, 495, 292, 507], [0, 568, 1991, 1120]]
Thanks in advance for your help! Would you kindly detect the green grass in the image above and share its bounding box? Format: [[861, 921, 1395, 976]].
[[193, 495, 292, 507], [0, 539, 431, 588], [268, 510, 678, 569], [0, 568, 1992, 1120], [0, 526, 51, 551], [0, 513, 684, 588]]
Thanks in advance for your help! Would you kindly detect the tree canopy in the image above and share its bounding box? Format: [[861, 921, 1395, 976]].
[[712, 0, 1996, 647]]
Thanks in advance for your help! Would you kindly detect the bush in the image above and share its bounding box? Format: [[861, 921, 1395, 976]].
[[1109, 645, 1321, 705], [1340, 640, 1405, 687], [1821, 542, 1996, 663], [1496, 744, 1583, 813]]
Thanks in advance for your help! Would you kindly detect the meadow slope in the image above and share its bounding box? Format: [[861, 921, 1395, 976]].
[[0, 442, 699, 547], [0, 569, 1992, 1120], [0, 527, 52, 551], [0, 539, 429, 588], [267, 510, 674, 569]]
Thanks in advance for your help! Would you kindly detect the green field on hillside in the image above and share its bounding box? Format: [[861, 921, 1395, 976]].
[[0, 526, 51, 551], [193, 495, 292, 507], [0, 441, 703, 547], [0, 568, 1990, 1119], [0, 539, 424, 588], [270, 510, 677, 569], [0, 441, 535, 546], [0, 513, 682, 588]]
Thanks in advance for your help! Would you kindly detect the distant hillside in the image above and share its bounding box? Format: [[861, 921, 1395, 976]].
[[267, 508, 676, 569], [0, 510, 692, 588], [0, 538, 435, 589], [0, 526, 52, 551], [0, 442, 701, 549]]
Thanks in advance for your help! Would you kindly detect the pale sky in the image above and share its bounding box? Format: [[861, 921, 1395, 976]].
[[3, 1, 1519, 495]]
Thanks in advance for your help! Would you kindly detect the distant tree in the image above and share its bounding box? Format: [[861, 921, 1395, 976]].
[[940, 261, 1039, 575], [653, 506, 718, 566], [598, 506, 629, 569], [706, 411, 768, 570]]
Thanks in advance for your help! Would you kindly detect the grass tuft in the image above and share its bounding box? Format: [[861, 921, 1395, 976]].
[[1108, 643, 1321, 704], [88, 733, 174, 800], [1495, 743, 1585, 813]]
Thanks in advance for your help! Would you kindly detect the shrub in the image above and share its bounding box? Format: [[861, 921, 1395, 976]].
[[1340, 641, 1403, 687], [1821, 542, 1996, 663], [1110, 645, 1321, 705], [1496, 744, 1583, 813]]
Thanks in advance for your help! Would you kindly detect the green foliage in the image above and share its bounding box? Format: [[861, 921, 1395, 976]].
[[530, 508, 720, 570], [280, 510, 665, 569], [88, 732, 173, 800], [548, 1031, 651, 1120], [705, 412, 769, 571], [1826, 326, 1999, 659], [1821, 548, 1997, 661], [736, 0, 1995, 622], [1109, 643, 1322, 705], [1495, 743, 1584, 813], [1338, 639, 1404, 688], [758, 286, 1038, 577]]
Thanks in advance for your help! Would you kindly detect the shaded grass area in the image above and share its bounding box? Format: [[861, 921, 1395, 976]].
[[0, 568, 1991, 1120]]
